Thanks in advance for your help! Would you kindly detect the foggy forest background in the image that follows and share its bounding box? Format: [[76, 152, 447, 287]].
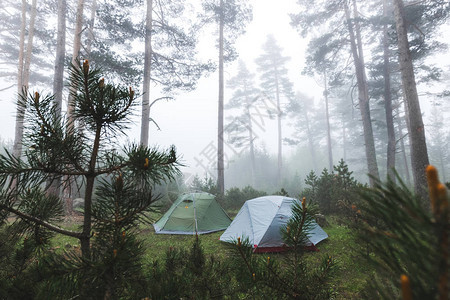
[[0, 0, 449, 198]]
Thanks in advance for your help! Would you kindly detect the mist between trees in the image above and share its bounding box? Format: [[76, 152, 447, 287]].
[[0, 0, 449, 201]]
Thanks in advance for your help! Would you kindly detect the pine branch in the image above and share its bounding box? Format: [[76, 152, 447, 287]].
[[0, 204, 82, 238], [0, 84, 14, 92]]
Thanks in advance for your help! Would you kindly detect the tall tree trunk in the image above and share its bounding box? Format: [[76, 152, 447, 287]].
[[14, 0, 37, 159], [53, 0, 66, 116], [247, 105, 256, 187], [47, 0, 67, 197], [217, 0, 225, 195], [86, 0, 97, 59], [383, 0, 396, 181], [344, 0, 380, 186], [396, 113, 412, 186], [21, 0, 37, 101], [13, 0, 27, 160], [437, 147, 446, 183], [342, 120, 347, 162], [140, 0, 152, 146], [323, 72, 333, 171], [393, 0, 429, 201], [305, 106, 318, 172], [274, 71, 282, 185], [64, 0, 84, 215], [67, 0, 84, 131]]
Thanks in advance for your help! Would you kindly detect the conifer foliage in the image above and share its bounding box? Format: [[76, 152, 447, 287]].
[[0, 61, 179, 298], [356, 166, 448, 299]]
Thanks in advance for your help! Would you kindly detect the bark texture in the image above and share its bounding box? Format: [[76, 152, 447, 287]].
[[383, 0, 396, 181], [393, 0, 429, 201], [344, 0, 380, 185]]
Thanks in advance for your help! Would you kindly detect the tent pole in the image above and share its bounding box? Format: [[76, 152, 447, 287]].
[[193, 193, 199, 235]]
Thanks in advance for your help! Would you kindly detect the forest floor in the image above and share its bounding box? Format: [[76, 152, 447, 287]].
[[52, 214, 374, 299]]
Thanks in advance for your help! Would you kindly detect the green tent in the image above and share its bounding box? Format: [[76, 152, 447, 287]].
[[153, 192, 231, 234]]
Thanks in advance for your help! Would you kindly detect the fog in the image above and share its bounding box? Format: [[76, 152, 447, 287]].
[[0, 0, 449, 192]]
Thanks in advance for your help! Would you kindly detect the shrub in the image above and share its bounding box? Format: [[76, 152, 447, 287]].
[[302, 159, 361, 216], [223, 185, 267, 210]]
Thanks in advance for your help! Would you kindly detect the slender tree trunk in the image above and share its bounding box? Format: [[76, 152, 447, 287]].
[[393, 0, 429, 201], [22, 0, 37, 100], [67, 0, 84, 130], [217, 0, 225, 195], [14, 0, 37, 159], [80, 124, 102, 259], [86, 0, 97, 59], [437, 147, 446, 182], [323, 72, 333, 171], [383, 0, 396, 181], [305, 106, 318, 172], [342, 120, 347, 162], [64, 0, 84, 215], [47, 0, 67, 197], [438, 150, 446, 182], [274, 71, 282, 185], [247, 105, 256, 187], [13, 0, 27, 160], [344, 0, 380, 186], [140, 0, 152, 146], [53, 0, 66, 116], [400, 92, 413, 185], [396, 113, 412, 185]]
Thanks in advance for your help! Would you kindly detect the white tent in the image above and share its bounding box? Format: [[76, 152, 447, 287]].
[[219, 195, 328, 252]]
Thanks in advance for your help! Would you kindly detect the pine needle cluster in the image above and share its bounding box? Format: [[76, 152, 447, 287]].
[[356, 167, 449, 299]]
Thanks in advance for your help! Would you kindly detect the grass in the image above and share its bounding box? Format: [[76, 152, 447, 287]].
[[311, 218, 375, 299], [50, 213, 374, 299], [141, 227, 225, 262]]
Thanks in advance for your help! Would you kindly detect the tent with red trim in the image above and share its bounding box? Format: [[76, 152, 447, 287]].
[[219, 195, 328, 252]]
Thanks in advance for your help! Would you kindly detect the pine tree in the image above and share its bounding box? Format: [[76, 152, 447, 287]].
[[202, 0, 253, 195], [225, 60, 260, 186], [255, 34, 294, 185], [0, 61, 179, 298]]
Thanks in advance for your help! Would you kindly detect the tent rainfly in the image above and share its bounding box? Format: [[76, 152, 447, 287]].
[[219, 195, 328, 252], [153, 192, 231, 235]]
